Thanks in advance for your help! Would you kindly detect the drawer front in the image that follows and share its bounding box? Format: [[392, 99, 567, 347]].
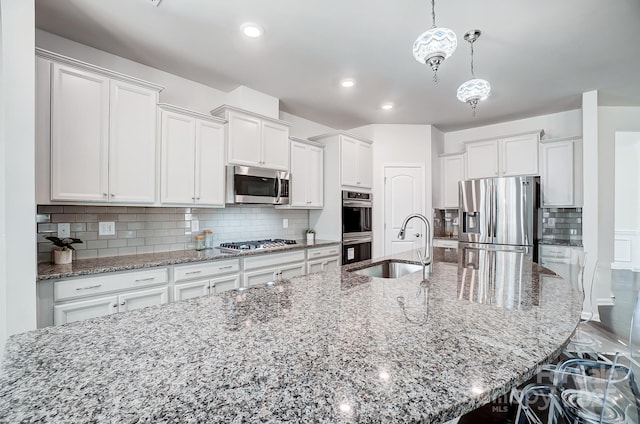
[[433, 239, 458, 249], [174, 259, 240, 282], [244, 250, 306, 271], [244, 268, 278, 286], [173, 279, 211, 302], [307, 245, 341, 260], [210, 274, 241, 294], [54, 268, 168, 301]]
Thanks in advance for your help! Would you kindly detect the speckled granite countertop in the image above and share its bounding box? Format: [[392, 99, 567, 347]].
[[37, 239, 341, 281], [2, 246, 581, 423]]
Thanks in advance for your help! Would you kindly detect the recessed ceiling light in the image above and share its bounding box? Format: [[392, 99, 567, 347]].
[[381, 103, 394, 110], [340, 79, 355, 88], [241, 23, 264, 38]]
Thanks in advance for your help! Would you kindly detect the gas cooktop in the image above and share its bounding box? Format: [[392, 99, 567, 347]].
[[217, 239, 297, 253]]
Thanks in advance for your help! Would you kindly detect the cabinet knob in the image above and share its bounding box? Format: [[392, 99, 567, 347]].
[[110, 193, 115, 197], [103, 193, 108, 197], [112, 303, 118, 308], [196, 197, 201, 200], [120, 301, 126, 306], [357, 182, 361, 185]]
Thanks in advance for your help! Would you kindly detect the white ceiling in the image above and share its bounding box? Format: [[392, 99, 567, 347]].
[[35, 0, 640, 131]]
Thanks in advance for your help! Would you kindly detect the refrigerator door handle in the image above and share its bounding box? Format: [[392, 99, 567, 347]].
[[491, 181, 497, 240]]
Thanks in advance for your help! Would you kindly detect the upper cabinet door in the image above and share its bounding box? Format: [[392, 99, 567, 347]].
[[261, 121, 290, 171], [357, 142, 372, 188], [227, 112, 261, 167], [307, 145, 324, 207], [442, 154, 465, 208], [289, 141, 308, 207], [51, 63, 109, 201], [160, 111, 196, 204], [341, 136, 359, 187], [501, 134, 539, 176], [541, 141, 575, 206], [108, 80, 158, 204], [466, 140, 499, 179], [195, 119, 225, 206]]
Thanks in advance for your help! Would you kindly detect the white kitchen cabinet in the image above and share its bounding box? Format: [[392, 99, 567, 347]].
[[340, 135, 373, 189], [118, 286, 168, 312], [538, 245, 584, 287], [48, 56, 162, 204], [244, 261, 307, 286], [466, 140, 499, 179], [465, 131, 542, 179], [441, 153, 465, 208], [307, 256, 340, 274], [160, 104, 226, 207], [500, 133, 539, 176], [174, 279, 211, 301], [279, 262, 307, 280], [211, 105, 291, 171], [540, 137, 583, 207], [288, 138, 324, 208], [210, 274, 241, 294], [54, 295, 118, 325]]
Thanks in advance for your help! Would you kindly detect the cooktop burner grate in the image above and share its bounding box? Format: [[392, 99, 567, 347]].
[[217, 239, 297, 252]]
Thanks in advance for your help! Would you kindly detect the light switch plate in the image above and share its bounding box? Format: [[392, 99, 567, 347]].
[[57, 223, 70, 238], [98, 221, 116, 236], [282, 219, 289, 228]]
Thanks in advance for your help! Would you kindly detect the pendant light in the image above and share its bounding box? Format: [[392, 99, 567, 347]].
[[412, 0, 457, 82], [457, 30, 491, 116]]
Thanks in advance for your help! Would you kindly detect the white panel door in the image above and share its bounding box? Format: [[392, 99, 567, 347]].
[[307, 259, 325, 274], [340, 136, 359, 187], [227, 112, 261, 166], [195, 119, 225, 206], [384, 166, 424, 255], [51, 63, 109, 201], [541, 141, 574, 206], [289, 141, 308, 207], [357, 142, 373, 188], [174, 279, 211, 301], [118, 287, 169, 312], [262, 121, 289, 170], [307, 145, 324, 207], [466, 140, 499, 179], [278, 262, 307, 280], [54, 295, 118, 325], [244, 268, 279, 287], [109, 80, 158, 203], [210, 274, 241, 294], [160, 111, 196, 204], [442, 154, 465, 208], [501, 134, 539, 176]]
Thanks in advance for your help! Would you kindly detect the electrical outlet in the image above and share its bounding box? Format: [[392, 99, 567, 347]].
[[57, 223, 70, 238], [282, 218, 289, 228], [191, 219, 200, 232], [98, 221, 116, 236]]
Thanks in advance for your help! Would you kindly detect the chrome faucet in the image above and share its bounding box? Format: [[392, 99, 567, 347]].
[[398, 213, 431, 279]]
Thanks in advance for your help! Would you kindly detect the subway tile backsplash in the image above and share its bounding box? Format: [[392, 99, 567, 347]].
[[36, 205, 310, 263], [540, 207, 582, 244]]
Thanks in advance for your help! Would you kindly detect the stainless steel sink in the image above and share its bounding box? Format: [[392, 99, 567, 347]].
[[350, 261, 424, 279]]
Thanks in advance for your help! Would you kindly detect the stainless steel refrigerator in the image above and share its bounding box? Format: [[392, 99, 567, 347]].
[[458, 176, 539, 254]]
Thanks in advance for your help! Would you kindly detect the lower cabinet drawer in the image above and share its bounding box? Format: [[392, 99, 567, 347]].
[[54, 268, 168, 301], [173, 259, 240, 282], [432, 239, 459, 249], [244, 251, 305, 271], [307, 245, 341, 260]]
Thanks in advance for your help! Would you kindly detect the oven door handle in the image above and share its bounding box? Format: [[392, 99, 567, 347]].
[[342, 200, 372, 208], [343, 237, 373, 246]]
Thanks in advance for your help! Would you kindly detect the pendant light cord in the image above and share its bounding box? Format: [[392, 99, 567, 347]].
[[431, 0, 436, 28], [470, 42, 475, 77]]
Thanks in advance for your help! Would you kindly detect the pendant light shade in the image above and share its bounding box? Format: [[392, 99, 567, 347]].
[[412, 0, 457, 82], [457, 30, 491, 116]]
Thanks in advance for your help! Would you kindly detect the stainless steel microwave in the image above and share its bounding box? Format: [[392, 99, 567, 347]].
[[226, 166, 290, 205]]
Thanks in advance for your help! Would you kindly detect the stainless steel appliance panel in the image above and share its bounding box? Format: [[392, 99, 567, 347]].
[[227, 166, 290, 205], [493, 176, 535, 246], [459, 178, 493, 243], [342, 235, 373, 265]]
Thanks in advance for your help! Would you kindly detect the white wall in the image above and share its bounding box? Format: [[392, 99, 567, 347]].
[[350, 124, 432, 258], [442, 109, 582, 153], [0, 0, 37, 359], [598, 107, 640, 273], [280, 111, 335, 139]]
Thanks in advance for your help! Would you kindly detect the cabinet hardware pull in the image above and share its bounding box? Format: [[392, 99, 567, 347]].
[[103, 193, 108, 197], [112, 303, 118, 308], [120, 301, 126, 306], [135, 277, 155, 282], [219, 265, 233, 270], [192, 197, 196, 200], [185, 271, 202, 275], [196, 197, 200, 200], [75, 284, 101, 291], [110, 193, 115, 197], [312, 252, 321, 256]]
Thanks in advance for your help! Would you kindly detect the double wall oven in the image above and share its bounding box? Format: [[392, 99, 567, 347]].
[[342, 191, 372, 265]]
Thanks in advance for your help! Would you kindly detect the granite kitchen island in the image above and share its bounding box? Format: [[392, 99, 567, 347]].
[[0, 246, 582, 423]]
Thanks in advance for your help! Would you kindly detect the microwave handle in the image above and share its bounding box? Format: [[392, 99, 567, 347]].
[[275, 173, 281, 204]]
